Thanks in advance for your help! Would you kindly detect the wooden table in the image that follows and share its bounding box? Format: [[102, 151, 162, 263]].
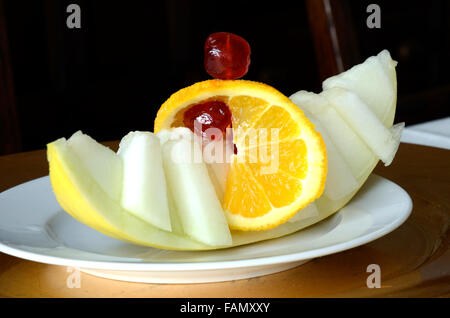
[[0, 142, 449, 297]]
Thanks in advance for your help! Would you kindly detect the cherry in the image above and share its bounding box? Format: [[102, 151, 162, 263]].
[[204, 32, 251, 80], [183, 100, 232, 139]]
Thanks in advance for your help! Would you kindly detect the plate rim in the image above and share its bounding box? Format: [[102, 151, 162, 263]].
[[0, 174, 412, 272]]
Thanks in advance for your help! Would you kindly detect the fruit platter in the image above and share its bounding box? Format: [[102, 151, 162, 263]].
[[45, 32, 406, 252]]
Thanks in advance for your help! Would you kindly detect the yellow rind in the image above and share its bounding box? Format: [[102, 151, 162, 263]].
[[48, 139, 210, 250]]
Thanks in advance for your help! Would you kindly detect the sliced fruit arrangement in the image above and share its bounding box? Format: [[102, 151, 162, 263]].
[[47, 35, 404, 250], [154, 79, 327, 231]]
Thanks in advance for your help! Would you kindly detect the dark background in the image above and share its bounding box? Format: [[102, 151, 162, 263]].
[[2, 0, 450, 152]]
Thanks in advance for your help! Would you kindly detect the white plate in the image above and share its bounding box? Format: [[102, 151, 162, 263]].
[[0, 174, 412, 284]]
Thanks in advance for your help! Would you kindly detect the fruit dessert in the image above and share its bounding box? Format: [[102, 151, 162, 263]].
[[47, 32, 403, 250]]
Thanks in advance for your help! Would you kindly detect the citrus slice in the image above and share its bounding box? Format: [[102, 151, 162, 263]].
[[154, 79, 327, 231]]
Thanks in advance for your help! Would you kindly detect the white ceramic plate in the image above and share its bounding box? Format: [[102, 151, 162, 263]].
[[0, 174, 412, 284]]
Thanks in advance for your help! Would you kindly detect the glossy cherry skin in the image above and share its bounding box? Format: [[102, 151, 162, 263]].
[[183, 100, 232, 139], [204, 32, 251, 80]]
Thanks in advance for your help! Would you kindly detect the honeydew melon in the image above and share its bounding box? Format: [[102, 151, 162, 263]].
[[290, 92, 374, 179], [118, 131, 172, 232], [322, 49, 397, 125], [158, 128, 232, 247], [321, 88, 404, 166], [67, 131, 123, 200], [307, 115, 359, 200], [48, 136, 208, 250], [288, 49, 403, 224]]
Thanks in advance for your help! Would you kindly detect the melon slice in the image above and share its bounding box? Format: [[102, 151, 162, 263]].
[[158, 128, 232, 247], [67, 131, 123, 200], [290, 91, 374, 179], [323, 49, 397, 125], [321, 88, 404, 166], [118, 131, 172, 232], [288, 49, 403, 226], [48, 136, 208, 250]]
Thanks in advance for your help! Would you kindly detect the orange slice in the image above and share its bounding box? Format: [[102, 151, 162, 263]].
[[154, 79, 327, 231]]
